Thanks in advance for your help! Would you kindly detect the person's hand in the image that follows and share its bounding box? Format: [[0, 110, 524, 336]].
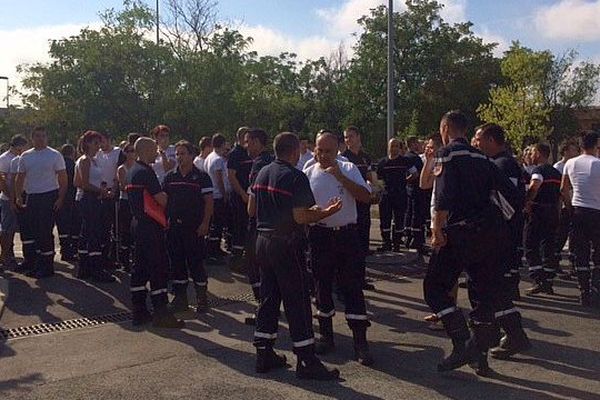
[[324, 196, 343, 215], [53, 198, 64, 212], [431, 229, 447, 249], [197, 222, 209, 237], [15, 196, 24, 209], [425, 145, 435, 161], [324, 162, 343, 181]]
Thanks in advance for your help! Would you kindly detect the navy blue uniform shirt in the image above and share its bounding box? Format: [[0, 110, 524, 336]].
[[249, 151, 275, 187], [530, 164, 562, 205], [127, 161, 163, 225], [163, 165, 213, 228], [434, 138, 519, 225], [376, 156, 415, 195], [252, 159, 315, 234], [227, 144, 253, 191], [492, 150, 526, 209], [342, 149, 372, 181]]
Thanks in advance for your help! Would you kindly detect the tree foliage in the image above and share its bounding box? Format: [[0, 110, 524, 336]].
[[4, 0, 598, 157]]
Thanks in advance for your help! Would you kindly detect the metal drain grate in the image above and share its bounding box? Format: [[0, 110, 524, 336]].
[[0, 291, 257, 341], [0, 311, 133, 340]]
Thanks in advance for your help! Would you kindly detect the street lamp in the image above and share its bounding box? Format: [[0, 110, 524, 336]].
[[0, 76, 8, 109]]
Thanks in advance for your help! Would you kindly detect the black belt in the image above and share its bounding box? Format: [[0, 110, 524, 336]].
[[314, 223, 357, 232]]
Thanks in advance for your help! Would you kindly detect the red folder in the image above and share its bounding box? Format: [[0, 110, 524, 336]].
[[143, 189, 168, 229]]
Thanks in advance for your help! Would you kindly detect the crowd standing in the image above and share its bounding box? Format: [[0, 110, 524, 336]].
[[0, 112, 599, 380]]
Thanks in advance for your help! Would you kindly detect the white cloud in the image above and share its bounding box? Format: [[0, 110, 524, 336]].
[[238, 24, 341, 61], [316, 0, 466, 40], [476, 28, 510, 57], [534, 0, 600, 41], [0, 23, 100, 105]]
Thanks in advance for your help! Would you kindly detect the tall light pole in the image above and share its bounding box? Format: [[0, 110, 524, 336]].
[[386, 0, 394, 142], [0, 76, 8, 109], [156, 0, 160, 45]]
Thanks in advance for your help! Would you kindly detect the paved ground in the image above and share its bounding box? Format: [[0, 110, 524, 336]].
[[0, 226, 599, 400]]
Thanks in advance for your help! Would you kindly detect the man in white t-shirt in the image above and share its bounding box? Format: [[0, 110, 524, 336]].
[[204, 133, 229, 263], [15, 127, 67, 278], [193, 136, 212, 172], [296, 137, 314, 170], [561, 132, 600, 307], [303, 131, 374, 366], [0, 135, 28, 270], [553, 140, 580, 277], [151, 125, 177, 184]]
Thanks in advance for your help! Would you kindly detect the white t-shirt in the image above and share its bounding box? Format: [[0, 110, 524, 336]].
[[553, 160, 566, 175], [296, 151, 314, 170], [564, 154, 600, 211], [152, 145, 176, 184], [7, 156, 20, 200], [304, 160, 371, 228], [303, 154, 348, 170], [0, 150, 18, 201], [205, 151, 226, 199], [95, 147, 121, 187], [193, 156, 207, 172], [17, 147, 66, 194]]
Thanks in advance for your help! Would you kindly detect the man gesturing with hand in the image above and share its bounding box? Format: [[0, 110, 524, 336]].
[[303, 131, 374, 366]]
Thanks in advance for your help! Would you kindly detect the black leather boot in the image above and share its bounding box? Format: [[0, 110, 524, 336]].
[[490, 312, 531, 359], [314, 317, 335, 355], [256, 347, 288, 373], [352, 327, 374, 366], [296, 356, 340, 381]]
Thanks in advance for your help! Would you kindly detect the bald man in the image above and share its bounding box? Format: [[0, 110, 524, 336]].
[[126, 137, 184, 328], [304, 132, 374, 366], [375, 138, 418, 252]]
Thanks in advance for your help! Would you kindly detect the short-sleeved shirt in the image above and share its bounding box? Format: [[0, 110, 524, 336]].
[[405, 151, 424, 193], [492, 150, 526, 209], [434, 138, 518, 224], [296, 151, 314, 170], [7, 156, 20, 198], [530, 164, 562, 205], [152, 145, 177, 184], [96, 147, 122, 187], [127, 161, 163, 224], [252, 159, 315, 234], [193, 156, 207, 172], [0, 150, 18, 200], [342, 149, 372, 181], [553, 160, 566, 175], [227, 144, 253, 191], [249, 151, 275, 188], [376, 156, 417, 195], [204, 151, 227, 199], [163, 166, 213, 228], [304, 161, 371, 227], [564, 154, 600, 211], [17, 147, 66, 194], [303, 154, 347, 170]]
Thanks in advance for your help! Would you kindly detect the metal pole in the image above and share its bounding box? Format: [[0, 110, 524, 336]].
[[386, 0, 394, 142], [156, 0, 160, 45]]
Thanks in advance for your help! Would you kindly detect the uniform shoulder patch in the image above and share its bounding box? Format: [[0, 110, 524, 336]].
[[433, 163, 443, 176]]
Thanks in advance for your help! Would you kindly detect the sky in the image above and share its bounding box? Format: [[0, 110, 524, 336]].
[[1, 0, 600, 104]]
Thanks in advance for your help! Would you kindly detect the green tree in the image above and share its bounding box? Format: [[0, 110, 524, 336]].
[[478, 43, 600, 152]]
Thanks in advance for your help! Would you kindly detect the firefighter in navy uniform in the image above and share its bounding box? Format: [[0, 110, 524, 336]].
[[424, 111, 530, 376], [126, 137, 184, 328], [249, 132, 341, 380], [404, 136, 426, 253], [342, 126, 375, 290], [163, 141, 214, 314], [475, 124, 526, 300], [244, 129, 273, 322], [375, 138, 418, 252], [227, 127, 253, 267], [523, 142, 562, 295]]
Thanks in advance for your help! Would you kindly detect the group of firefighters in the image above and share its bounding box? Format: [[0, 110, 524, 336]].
[[0, 113, 598, 380]]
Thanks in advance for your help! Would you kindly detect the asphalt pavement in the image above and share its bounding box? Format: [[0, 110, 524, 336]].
[[0, 226, 599, 400]]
